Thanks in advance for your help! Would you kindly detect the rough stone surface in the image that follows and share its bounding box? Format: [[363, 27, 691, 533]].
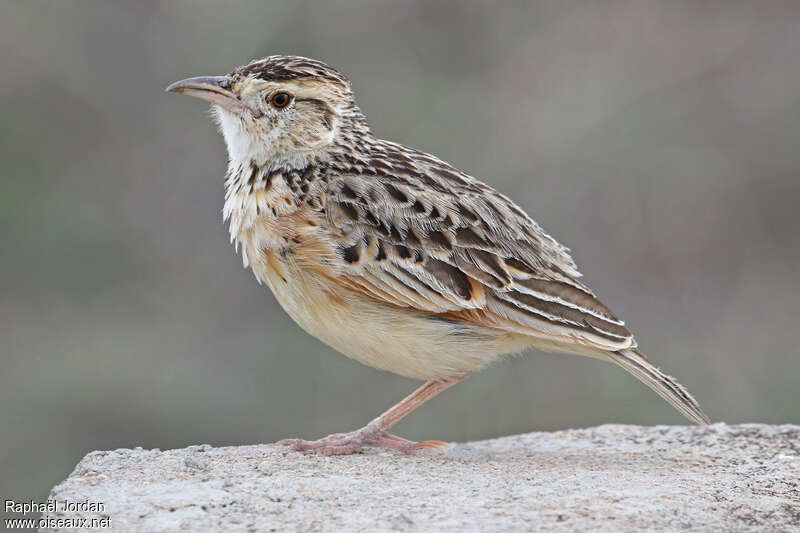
[[41, 424, 799, 532]]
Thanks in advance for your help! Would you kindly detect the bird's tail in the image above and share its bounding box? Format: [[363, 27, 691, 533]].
[[607, 348, 711, 425]]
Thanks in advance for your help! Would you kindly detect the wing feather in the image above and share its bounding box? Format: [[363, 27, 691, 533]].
[[321, 144, 635, 352]]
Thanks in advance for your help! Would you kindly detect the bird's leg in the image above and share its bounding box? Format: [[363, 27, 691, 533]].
[[277, 372, 470, 455]]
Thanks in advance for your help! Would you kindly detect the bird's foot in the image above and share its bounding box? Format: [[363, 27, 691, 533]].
[[277, 426, 448, 456]]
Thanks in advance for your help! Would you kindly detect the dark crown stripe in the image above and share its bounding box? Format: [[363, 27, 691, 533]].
[[232, 55, 348, 88]]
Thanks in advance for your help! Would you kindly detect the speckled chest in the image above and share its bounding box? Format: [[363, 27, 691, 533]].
[[223, 163, 331, 274]]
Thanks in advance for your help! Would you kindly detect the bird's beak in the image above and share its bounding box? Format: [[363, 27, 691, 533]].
[[165, 76, 261, 117]]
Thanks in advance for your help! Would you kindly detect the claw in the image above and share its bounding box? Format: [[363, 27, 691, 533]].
[[414, 440, 450, 449]]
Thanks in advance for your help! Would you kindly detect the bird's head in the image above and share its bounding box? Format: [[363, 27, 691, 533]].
[[166, 55, 368, 168]]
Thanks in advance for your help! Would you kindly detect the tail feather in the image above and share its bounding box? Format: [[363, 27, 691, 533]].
[[608, 348, 711, 425]]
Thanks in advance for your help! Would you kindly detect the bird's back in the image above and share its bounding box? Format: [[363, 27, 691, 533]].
[[314, 137, 636, 353]]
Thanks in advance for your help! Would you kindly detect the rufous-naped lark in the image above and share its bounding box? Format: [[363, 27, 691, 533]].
[[167, 56, 709, 455]]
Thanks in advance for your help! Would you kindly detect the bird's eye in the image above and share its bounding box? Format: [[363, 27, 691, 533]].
[[269, 92, 292, 109]]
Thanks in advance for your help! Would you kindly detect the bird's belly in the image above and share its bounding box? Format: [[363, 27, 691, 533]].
[[254, 251, 528, 380]]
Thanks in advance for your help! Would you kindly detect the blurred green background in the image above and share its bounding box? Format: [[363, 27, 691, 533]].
[[2, 0, 799, 505]]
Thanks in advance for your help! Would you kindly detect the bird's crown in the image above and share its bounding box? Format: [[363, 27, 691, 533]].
[[230, 55, 351, 92]]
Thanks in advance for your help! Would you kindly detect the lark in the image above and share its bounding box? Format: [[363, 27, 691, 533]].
[[166, 55, 710, 455]]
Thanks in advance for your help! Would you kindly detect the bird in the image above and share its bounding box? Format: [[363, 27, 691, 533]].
[[166, 55, 710, 455]]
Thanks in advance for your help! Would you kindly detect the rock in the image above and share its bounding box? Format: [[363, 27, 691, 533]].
[[39, 424, 799, 532]]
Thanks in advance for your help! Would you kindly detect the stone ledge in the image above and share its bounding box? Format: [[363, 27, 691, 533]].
[[40, 424, 799, 532]]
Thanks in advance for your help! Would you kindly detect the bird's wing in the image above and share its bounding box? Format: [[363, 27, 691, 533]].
[[319, 142, 635, 352]]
